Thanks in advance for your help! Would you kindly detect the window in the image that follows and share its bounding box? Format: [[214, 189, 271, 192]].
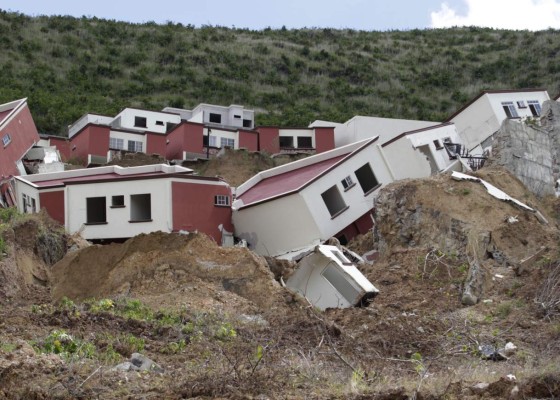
[[297, 136, 313, 148], [528, 100, 541, 117], [341, 175, 355, 190], [279, 136, 294, 148], [433, 139, 443, 150], [355, 163, 380, 195], [242, 119, 252, 128], [208, 136, 217, 147], [155, 120, 164, 126], [331, 249, 352, 265], [234, 114, 241, 119], [130, 194, 151, 222], [220, 137, 235, 148], [86, 197, 107, 224], [443, 137, 452, 144], [128, 140, 143, 152], [517, 100, 527, 108], [111, 195, 125, 207], [502, 102, 519, 118], [214, 195, 230, 206], [322, 263, 361, 304], [134, 116, 147, 128], [321, 185, 347, 217], [2, 133, 11, 147], [209, 113, 221, 123], [109, 137, 124, 150]]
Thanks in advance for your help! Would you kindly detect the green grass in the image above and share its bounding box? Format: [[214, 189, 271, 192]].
[[0, 11, 559, 135]]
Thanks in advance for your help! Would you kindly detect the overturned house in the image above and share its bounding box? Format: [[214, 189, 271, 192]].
[[286, 245, 378, 310]]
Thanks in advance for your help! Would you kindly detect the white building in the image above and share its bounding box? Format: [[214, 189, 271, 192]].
[[232, 138, 392, 258], [447, 88, 550, 154], [310, 116, 439, 148], [14, 164, 234, 243], [163, 103, 254, 130]]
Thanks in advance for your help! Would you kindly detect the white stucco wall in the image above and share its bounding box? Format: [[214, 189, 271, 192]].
[[14, 179, 40, 213], [452, 91, 550, 152], [65, 179, 172, 239], [382, 124, 461, 179], [110, 131, 147, 152], [301, 145, 391, 239], [232, 193, 322, 257], [205, 127, 239, 149], [329, 116, 439, 148], [114, 109, 180, 134]]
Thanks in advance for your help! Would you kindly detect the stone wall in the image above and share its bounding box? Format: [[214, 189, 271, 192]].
[[487, 100, 558, 197]]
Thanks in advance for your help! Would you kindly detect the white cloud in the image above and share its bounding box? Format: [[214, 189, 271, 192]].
[[430, 0, 560, 30]]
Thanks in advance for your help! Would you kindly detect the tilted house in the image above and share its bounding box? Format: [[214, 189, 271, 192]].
[[232, 138, 392, 258], [310, 116, 439, 148], [0, 98, 40, 207], [447, 88, 550, 154], [14, 164, 233, 243], [380, 122, 464, 178], [0, 98, 40, 178]]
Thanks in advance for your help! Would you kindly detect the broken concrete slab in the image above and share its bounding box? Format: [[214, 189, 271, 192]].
[[451, 171, 534, 212]]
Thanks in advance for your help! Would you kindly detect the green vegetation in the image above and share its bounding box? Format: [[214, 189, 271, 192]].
[[0, 11, 559, 134]]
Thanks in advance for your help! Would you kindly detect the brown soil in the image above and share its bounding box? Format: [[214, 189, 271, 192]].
[[1, 167, 559, 399]]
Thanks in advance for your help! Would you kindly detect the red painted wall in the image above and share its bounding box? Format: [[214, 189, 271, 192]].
[[255, 127, 279, 154], [314, 127, 335, 153], [39, 190, 65, 225], [69, 125, 110, 164], [171, 180, 233, 243], [146, 133, 166, 156], [49, 136, 71, 161], [0, 104, 40, 177], [238, 130, 258, 151], [166, 122, 204, 160], [334, 211, 374, 244]]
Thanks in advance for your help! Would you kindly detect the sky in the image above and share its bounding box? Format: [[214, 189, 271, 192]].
[[1, 0, 560, 31]]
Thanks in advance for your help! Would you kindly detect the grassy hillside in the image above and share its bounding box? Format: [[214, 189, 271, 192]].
[[1, 10, 559, 135]]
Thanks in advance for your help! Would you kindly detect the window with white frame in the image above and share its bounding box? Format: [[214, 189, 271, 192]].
[[127, 140, 143, 152], [220, 137, 235, 148], [2, 133, 11, 147], [528, 100, 542, 117], [214, 195, 230, 206], [208, 135, 217, 147], [502, 102, 519, 118], [134, 116, 147, 128], [109, 137, 124, 150], [341, 175, 355, 190]]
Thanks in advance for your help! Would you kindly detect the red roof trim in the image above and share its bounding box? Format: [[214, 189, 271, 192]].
[[445, 88, 548, 122], [381, 122, 454, 147]]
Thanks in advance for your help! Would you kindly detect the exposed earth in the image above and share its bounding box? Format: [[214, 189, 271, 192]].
[[1, 167, 559, 399]]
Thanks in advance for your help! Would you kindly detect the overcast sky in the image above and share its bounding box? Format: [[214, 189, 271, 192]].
[[1, 0, 559, 31]]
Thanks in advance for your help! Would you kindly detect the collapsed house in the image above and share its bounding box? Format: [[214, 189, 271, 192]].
[[286, 245, 378, 310]]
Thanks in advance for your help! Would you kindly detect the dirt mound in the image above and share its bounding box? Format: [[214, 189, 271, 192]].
[[374, 167, 557, 263], [52, 232, 287, 313], [107, 151, 166, 167], [0, 211, 68, 305]]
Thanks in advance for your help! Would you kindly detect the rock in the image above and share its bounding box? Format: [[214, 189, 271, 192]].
[[503, 342, 517, 356], [113, 361, 138, 372], [462, 260, 486, 306], [130, 353, 164, 373], [471, 382, 490, 393], [479, 344, 507, 361]]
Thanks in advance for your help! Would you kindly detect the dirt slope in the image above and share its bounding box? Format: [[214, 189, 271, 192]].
[[1, 168, 560, 399]]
